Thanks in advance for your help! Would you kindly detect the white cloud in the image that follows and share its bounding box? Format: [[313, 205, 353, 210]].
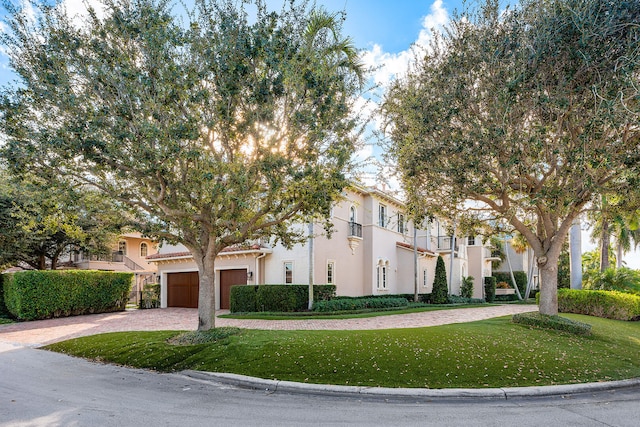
[[363, 0, 449, 88], [59, 0, 106, 26]]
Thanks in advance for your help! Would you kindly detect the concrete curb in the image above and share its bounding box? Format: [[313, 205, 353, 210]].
[[181, 370, 640, 400]]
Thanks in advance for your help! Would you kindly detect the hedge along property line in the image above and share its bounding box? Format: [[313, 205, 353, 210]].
[[484, 276, 496, 303], [556, 289, 640, 321], [2, 270, 133, 321], [229, 284, 336, 313], [312, 297, 409, 312], [0, 274, 9, 317]]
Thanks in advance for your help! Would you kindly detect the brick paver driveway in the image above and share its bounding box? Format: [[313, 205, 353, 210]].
[[0, 305, 537, 347]]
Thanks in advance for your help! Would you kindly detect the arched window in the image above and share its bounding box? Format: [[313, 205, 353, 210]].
[[349, 206, 356, 223], [118, 241, 127, 255], [140, 242, 148, 257], [377, 259, 389, 289]]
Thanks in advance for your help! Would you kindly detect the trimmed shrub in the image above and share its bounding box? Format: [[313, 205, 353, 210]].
[[3, 270, 132, 321], [484, 276, 496, 302], [139, 283, 161, 309], [0, 274, 9, 317], [432, 256, 449, 304], [494, 294, 519, 302], [230, 285, 258, 313], [493, 271, 527, 296], [313, 297, 409, 312], [460, 276, 474, 299], [230, 284, 337, 313], [512, 312, 592, 336], [448, 295, 485, 304], [557, 289, 640, 321]]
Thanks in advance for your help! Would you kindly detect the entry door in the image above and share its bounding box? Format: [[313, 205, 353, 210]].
[[219, 269, 248, 309]]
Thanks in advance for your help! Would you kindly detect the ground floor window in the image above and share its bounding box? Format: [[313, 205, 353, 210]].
[[284, 261, 293, 284], [327, 261, 335, 284], [377, 260, 389, 289], [423, 269, 429, 287]]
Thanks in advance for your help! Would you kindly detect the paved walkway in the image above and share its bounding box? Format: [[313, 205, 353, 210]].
[[0, 305, 536, 347]]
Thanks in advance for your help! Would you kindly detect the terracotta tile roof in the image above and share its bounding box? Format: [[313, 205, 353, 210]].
[[396, 241, 436, 255], [146, 244, 264, 260]]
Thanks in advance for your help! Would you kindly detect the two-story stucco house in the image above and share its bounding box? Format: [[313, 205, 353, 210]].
[[147, 186, 497, 309]]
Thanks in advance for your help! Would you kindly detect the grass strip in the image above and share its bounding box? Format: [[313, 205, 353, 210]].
[[220, 304, 498, 320], [45, 314, 640, 389]]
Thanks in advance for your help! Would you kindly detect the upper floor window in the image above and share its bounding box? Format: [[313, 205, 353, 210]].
[[398, 214, 405, 234], [284, 261, 293, 284], [118, 241, 127, 255], [349, 206, 356, 223], [378, 204, 387, 227], [468, 236, 476, 246], [140, 242, 148, 257]]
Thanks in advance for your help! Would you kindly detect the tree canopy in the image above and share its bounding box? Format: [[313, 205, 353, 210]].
[[382, 0, 640, 315], [0, 0, 365, 329], [0, 168, 126, 270]]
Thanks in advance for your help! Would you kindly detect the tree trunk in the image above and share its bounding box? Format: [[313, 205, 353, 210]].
[[196, 252, 217, 331], [538, 258, 559, 316], [600, 219, 610, 272]]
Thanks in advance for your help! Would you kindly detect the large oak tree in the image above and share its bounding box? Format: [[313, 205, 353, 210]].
[[382, 0, 640, 315], [1, 0, 365, 329]]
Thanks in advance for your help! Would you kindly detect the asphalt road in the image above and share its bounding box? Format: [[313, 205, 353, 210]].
[[1, 342, 639, 426]]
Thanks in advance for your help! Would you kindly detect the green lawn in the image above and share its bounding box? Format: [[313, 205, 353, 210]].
[[219, 303, 501, 320], [45, 314, 640, 389]]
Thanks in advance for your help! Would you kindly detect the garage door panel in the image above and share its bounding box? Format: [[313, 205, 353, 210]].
[[167, 272, 199, 308], [220, 269, 247, 310]]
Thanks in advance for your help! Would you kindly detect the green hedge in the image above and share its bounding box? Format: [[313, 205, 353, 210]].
[[512, 312, 592, 335], [3, 270, 133, 321], [484, 276, 496, 302], [493, 271, 527, 296], [313, 297, 409, 312], [0, 274, 9, 317], [557, 289, 640, 321], [230, 284, 336, 313]]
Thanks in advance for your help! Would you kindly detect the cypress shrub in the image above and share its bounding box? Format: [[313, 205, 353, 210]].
[[431, 256, 449, 304], [484, 276, 496, 302], [3, 270, 132, 321]]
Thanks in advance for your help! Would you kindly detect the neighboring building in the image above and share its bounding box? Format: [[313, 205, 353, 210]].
[[63, 233, 159, 302], [148, 186, 497, 309]]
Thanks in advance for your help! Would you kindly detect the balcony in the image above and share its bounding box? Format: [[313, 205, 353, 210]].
[[484, 247, 502, 261], [347, 221, 363, 254], [348, 221, 363, 238], [74, 251, 124, 263], [436, 236, 458, 252]]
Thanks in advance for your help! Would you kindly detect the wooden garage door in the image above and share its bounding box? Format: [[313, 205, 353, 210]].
[[220, 269, 247, 310], [167, 272, 199, 308]]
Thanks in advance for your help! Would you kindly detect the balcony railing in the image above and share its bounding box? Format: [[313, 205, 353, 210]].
[[436, 236, 458, 252], [484, 247, 502, 260], [74, 251, 124, 263], [348, 222, 363, 238]]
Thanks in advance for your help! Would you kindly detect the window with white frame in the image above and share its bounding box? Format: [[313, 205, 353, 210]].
[[377, 260, 389, 289], [118, 241, 127, 255], [284, 261, 293, 284], [378, 204, 387, 227], [423, 269, 429, 287], [349, 205, 356, 223], [468, 236, 476, 245], [327, 261, 335, 284], [140, 242, 148, 257], [398, 214, 405, 234]]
